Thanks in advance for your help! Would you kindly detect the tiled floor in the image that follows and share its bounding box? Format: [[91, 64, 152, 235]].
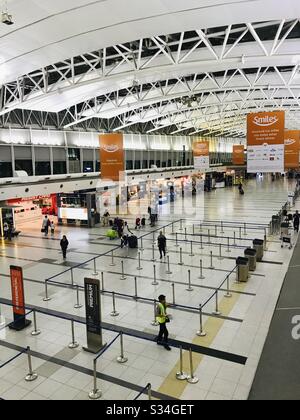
[[0, 176, 298, 400]]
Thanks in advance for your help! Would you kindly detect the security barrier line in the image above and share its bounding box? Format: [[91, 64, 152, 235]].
[[158, 281, 247, 398]]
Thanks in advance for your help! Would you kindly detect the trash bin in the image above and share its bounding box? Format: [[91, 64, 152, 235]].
[[236, 257, 249, 282], [244, 248, 257, 271], [253, 239, 264, 262], [272, 215, 280, 234]]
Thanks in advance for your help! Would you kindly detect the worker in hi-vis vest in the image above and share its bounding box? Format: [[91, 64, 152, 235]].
[[155, 295, 171, 351]]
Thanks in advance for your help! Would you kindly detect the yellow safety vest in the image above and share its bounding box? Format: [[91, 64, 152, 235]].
[[156, 302, 167, 324]]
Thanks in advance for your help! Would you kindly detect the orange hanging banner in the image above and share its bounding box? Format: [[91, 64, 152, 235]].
[[99, 133, 124, 181], [285, 130, 300, 169], [232, 145, 245, 165], [193, 141, 210, 171], [247, 111, 285, 146]]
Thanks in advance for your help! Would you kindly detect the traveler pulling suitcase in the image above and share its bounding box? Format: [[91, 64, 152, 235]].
[[128, 235, 138, 249]]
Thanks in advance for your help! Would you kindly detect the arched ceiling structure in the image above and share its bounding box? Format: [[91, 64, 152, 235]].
[[1, 0, 300, 137]]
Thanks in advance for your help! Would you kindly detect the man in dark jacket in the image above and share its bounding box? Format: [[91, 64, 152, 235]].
[[60, 235, 69, 260], [293, 210, 300, 232], [158, 231, 167, 260]]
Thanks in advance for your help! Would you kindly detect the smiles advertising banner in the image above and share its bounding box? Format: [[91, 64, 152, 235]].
[[232, 145, 245, 165], [247, 111, 285, 173], [193, 141, 210, 171], [99, 133, 124, 181], [284, 130, 300, 169]]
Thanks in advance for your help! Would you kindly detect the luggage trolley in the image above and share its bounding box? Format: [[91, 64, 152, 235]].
[[280, 222, 293, 249]]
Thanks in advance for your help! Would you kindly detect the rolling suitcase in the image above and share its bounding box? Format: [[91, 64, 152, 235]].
[[128, 235, 138, 249]]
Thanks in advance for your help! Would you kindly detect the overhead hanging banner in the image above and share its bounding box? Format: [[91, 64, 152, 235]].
[[99, 133, 124, 182], [232, 145, 245, 165], [285, 130, 300, 169], [193, 141, 210, 171], [9, 266, 31, 331], [247, 111, 285, 173]]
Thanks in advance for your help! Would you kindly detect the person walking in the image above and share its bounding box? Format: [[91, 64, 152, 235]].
[[293, 210, 300, 233], [42, 216, 50, 236], [158, 231, 167, 260], [103, 210, 110, 227], [3, 222, 9, 240], [155, 295, 171, 351], [50, 221, 55, 236], [60, 235, 69, 260]]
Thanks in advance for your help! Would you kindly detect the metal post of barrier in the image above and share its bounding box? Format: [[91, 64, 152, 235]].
[[140, 237, 144, 252], [215, 225, 217, 237], [199, 259, 205, 280], [185, 228, 187, 241], [187, 348, 199, 384], [224, 275, 232, 298], [151, 245, 156, 262], [101, 272, 105, 291], [148, 384, 152, 401], [152, 265, 159, 286], [176, 346, 188, 380], [43, 281, 51, 302], [239, 227, 242, 240], [186, 269, 193, 292], [179, 219, 183, 231], [175, 232, 179, 248], [233, 231, 237, 246], [264, 228, 267, 251], [192, 224, 195, 235], [89, 359, 102, 400], [172, 283, 176, 305], [220, 221, 224, 234], [197, 304, 207, 337], [171, 222, 175, 235], [200, 234, 203, 250], [137, 252, 143, 271], [199, 223, 203, 232], [31, 310, 41, 336], [208, 229, 211, 244], [151, 300, 159, 326], [178, 248, 184, 266], [92, 258, 99, 276], [110, 250, 116, 267], [25, 347, 38, 382], [218, 243, 223, 261], [70, 268, 74, 286], [117, 332, 128, 364], [166, 256, 172, 275], [212, 291, 221, 316], [226, 236, 231, 253], [120, 261, 127, 280], [134, 277, 138, 300], [189, 241, 195, 257], [110, 292, 119, 317], [68, 320, 79, 349], [152, 231, 156, 245], [163, 227, 166, 236], [244, 223, 247, 236], [209, 251, 215, 269], [74, 284, 83, 309]]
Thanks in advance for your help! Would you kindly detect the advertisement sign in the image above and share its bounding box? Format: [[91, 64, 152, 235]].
[[57, 207, 88, 221], [232, 145, 245, 165], [83, 278, 106, 354], [193, 141, 210, 171], [100, 133, 124, 182], [285, 131, 300, 169], [9, 266, 31, 331], [247, 111, 285, 146], [247, 144, 284, 173]]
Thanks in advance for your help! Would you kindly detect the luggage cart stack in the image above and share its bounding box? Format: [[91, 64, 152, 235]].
[[280, 222, 293, 249]]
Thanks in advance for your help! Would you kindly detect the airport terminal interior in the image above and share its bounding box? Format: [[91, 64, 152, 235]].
[[0, 0, 300, 402]]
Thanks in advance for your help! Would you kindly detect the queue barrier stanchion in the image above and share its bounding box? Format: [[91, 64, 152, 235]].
[[215, 225, 217, 237], [212, 291, 221, 316], [25, 347, 38, 382], [184, 228, 187, 241], [209, 251, 215, 270], [140, 237, 144, 252], [220, 221, 224, 234], [200, 223, 203, 232], [187, 349, 199, 384], [120, 261, 127, 280], [152, 232, 156, 245], [199, 259, 205, 280], [233, 231, 237, 246], [92, 259, 99, 277], [178, 248, 184, 266], [110, 292, 119, 317], [186, 269, 193, 292], [175, 233, 179, 248], [244, 223, 247, 236], [74, 284, 83, 309], [176, 346, 188, 381], [189, 241, 195, 257], [208, 229, 211, 244], [31, 310, 41, 337], [196, 304, 207, 337], [70, 268, 74, 286], [101, 272, 105, 291], [137, 252, 143, 271], [151, 245, 156, 262], [200, 234, 203, 250], [224, 275, 232, 298], [43, 281, 51, 302], [110, 250, 116, 267], [89, 359, 102, 400], [172, 283, 176, 305], [151, 300, 159, 326], [239, 227, 242, 240], [68, 320, 79, 349], [117, 332, 128, 364], [134, 277, 138, 300], [179, 220, 183, 231], [226, 237, 231, 253], [152, 265, 159, 286], [171, 222, 175, 236], [192, 224, 195, 235], [166, 256, 172, 275]]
